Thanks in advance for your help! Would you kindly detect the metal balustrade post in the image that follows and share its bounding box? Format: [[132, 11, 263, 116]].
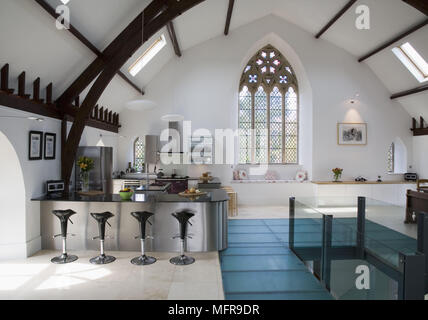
[[417, 212, 428, 293], [321, 214, 333, 290], [398, 252, 425, 300], [289, 197, 295, 250], [357, 197, 366, 259]]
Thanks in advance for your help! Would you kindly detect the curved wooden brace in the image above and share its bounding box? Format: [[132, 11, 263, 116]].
[[61, 0, 206, 186]]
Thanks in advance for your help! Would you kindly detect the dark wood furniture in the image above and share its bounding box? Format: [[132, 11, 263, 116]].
[[417, 179, 428, 193], [156, 178, 188, 194], [406, 190, 428, 223]]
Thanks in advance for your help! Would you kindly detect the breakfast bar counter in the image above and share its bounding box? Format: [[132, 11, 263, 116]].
[[32, 190, 229, 253]]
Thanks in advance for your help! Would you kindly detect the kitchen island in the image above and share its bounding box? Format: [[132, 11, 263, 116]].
[[32, 189, 228, 253]]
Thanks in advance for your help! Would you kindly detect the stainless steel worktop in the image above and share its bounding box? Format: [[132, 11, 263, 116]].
[[33, 189, 229, 203], [33, 190, 228, 253]]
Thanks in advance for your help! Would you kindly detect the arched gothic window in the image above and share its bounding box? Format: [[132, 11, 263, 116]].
[[239, 45, 299, 164], [134, 137, 145, 172]]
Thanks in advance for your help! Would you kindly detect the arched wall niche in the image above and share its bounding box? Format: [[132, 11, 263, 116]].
[[0, 131, 26, 259], [393, 137, 408, 174]]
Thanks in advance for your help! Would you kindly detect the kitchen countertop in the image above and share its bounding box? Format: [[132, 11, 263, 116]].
[[312, 180, 416, 185], [32, 189, 229, 203], [135, 183, 171, 192], [114, 177, 201, 181]]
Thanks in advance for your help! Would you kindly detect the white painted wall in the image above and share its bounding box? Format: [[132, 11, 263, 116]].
[[0, 106, 118, 259], [118, 15, 413, 185], [0, 106, 61, 259], [413, 136, 428, 179]]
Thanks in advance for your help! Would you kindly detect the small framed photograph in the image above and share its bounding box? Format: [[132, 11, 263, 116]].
[[29, 131, 43, 160], [337, 123, 367, 146], [44, 133, 56, 160]]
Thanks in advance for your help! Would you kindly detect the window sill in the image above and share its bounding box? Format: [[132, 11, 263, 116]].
[[231, 179, 308, 184], [237, 163, 301, 166]]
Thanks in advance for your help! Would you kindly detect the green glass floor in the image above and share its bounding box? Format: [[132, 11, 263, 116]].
[[220, 219, 333, 300]]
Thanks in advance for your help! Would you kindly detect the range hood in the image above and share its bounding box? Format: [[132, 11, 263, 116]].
[[159, 120, 184, 154]]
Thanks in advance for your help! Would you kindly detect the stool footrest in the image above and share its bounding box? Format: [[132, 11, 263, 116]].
[[90, 255, 116, 265], [131, 255, 156, 266], [170, 255, 195, 266], [51, 254, 78, 264]]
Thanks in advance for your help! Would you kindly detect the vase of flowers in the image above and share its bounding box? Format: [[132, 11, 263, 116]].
[[332, 168, 343, 182], [78, 156, 94, 192]]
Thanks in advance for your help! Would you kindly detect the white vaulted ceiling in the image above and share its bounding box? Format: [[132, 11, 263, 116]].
[[2, 0, 427, 116]]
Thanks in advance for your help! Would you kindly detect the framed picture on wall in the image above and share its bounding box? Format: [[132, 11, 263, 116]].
[[29, 131, 43, 160], [337, 123, 367, 146], [44, 133, 56, 160]]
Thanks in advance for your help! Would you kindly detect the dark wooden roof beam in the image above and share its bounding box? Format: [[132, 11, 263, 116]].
[[403, 0, 428, 15], [33, 0, 145, 96], [359, 18, 428, 62], [391, 83, 428, 99], [224, 0, 235, 36], [315, 0, 357, 39], [167, 21, 182, 57]]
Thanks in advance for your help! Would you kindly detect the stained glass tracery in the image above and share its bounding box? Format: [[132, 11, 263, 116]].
[[239, 45, 299, 164]]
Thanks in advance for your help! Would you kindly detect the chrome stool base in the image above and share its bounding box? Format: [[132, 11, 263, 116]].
[[51, 254, 78, 264], [170, 255, 195, 266], [131, 255, 157, 266], [90, 254, 116, 265]]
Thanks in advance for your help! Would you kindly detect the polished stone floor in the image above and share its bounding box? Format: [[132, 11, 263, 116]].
[[0, 250, 224, 300]]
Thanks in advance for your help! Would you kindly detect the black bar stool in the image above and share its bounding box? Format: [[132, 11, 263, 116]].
[[130, 211, 156, 265], [90, 212, 116, 265], [51, 209, 78, 264], [170, 210, 195, 265]]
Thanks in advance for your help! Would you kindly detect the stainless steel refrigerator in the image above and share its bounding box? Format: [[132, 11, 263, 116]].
[[75, 147, 113, 193]]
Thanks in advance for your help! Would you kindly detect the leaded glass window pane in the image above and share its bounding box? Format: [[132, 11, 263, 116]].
[[239, 86, 252, 164], [284, 87, 298, 164], [239, 45, 299, 165], [255, 87, 268, 163], [134, 137, 145, 172], [270, 87, 283, 163]]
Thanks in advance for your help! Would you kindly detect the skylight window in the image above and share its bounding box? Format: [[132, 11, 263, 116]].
[[129, 34, 167, 77], [392, 42, 428, 83]]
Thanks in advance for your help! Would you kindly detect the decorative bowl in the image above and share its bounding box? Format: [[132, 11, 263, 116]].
[[119, 190, 133, 200]]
